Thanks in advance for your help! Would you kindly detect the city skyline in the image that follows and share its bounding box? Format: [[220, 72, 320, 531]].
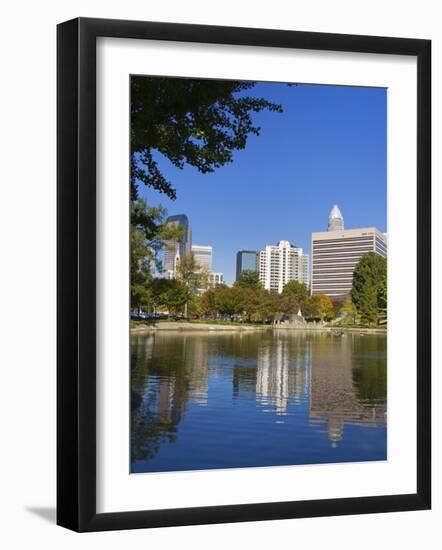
[[160, 203, 385, 294], [141, 82, 386, 284]]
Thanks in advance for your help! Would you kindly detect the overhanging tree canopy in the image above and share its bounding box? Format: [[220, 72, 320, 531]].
[[131, 76, 282, 200]]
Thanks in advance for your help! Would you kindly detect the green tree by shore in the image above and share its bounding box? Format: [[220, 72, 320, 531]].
[[280, 280, 309, 314], [351, 252, 387, 326], [303, 294, 334, 321], [130, 199, 183, 313], [175, 252, 207, 317], [234, 270, 262, 290], [339, 297, 358, 325]]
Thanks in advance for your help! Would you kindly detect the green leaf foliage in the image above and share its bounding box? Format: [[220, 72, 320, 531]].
[[151, 278, 190, 314], [281, 280, 309, 308], [214, 286, 247, 317], [351, 252, 387, 326], [130, 199, 184, 311], [131, 76, 282, 200], [234, 269, 262, 290], [303, 294, 334, 321], [339, 297, 358, 324]]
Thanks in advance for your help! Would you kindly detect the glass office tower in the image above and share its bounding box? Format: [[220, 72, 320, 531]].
[[236, 250, 258, 281]]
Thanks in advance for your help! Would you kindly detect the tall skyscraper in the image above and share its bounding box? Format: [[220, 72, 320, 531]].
[[191, 245, 213, 272], [163, 214, 192, 273], [236, 250, 258, 281], [328, 204, 344, 232], [311, 206, 387, 298], [258, 240, 309, 293]]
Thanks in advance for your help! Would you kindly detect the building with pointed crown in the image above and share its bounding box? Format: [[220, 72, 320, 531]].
[[311, 206, 387, 298], [328, 204, 344, 231]]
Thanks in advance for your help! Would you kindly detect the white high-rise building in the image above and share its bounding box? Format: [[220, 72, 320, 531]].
[[258, 240, 309, 293], [208, 272, 224, 286], [191, 245, 213, 272]]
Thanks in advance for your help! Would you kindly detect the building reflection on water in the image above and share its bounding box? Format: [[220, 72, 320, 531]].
[[255, 334, 309, 415], [308, 333, 387, 446], [131, 331, 387, 467]]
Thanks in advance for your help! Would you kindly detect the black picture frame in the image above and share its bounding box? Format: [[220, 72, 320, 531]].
[[57, 17, 431, 532]]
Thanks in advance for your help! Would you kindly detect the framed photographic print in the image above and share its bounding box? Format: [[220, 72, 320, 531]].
[[57, 17, 431, 532]]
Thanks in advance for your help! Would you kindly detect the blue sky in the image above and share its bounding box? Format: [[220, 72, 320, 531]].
[[139, 82, 387, 285]]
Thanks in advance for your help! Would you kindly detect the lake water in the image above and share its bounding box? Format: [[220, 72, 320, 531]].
[[131, 330, 387, 473]]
